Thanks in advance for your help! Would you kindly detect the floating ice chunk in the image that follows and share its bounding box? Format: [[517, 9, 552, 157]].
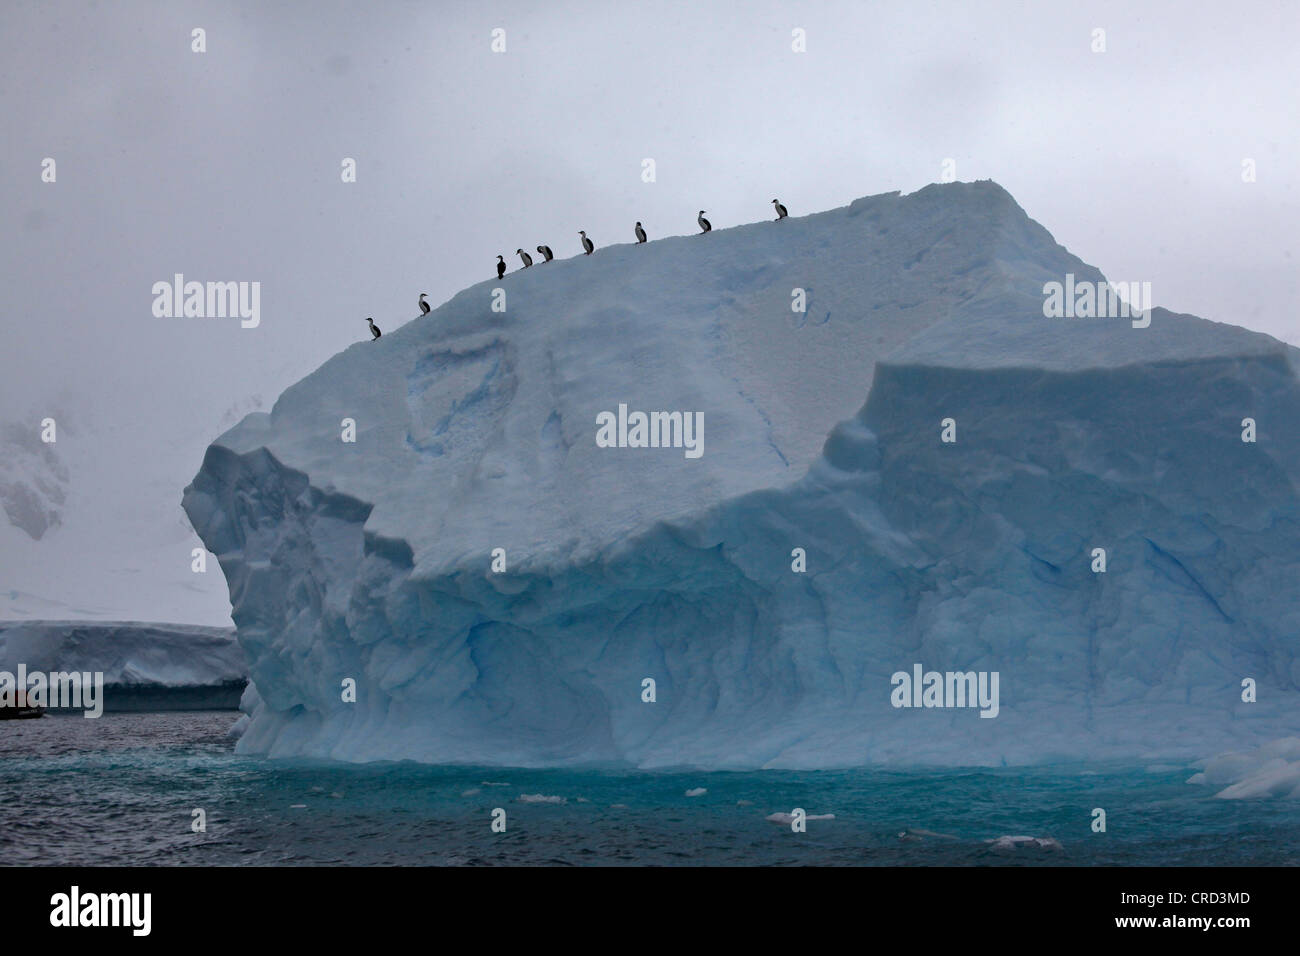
[[685, 787, 707, 797], [1189, 737, 1300, 798], [986, 835, 1063, 851], [766, 812, 835, 824], [898, 827, 958, 841], [1215, 764, 1300, 799]]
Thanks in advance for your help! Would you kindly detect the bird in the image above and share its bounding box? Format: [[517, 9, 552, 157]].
[[418, 293, 430, 315], [366, 317, 381, 340], [634, 222, 647, 243], [537, 245, 553, 262], [516, 248, 533, 268], [697, 210, 711, 233], [772, 199, 788, 220], [579, 230, 594, 255], [496, 255, 506, 279]]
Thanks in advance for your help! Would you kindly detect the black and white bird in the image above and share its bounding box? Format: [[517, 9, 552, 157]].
[[366, 317, 381, 340], [697, 210, 711, 233], [516, 248, 533, 268], [418, 293, 430, 315], [496, 255, 506, 279], [537, 245, 554, 262], [579, 230, 594, 255], [634, 222, 647, 243], [771, 199, 788, 220]]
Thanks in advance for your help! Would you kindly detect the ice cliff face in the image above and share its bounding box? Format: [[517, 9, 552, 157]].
[[183, 182, 1300, 767]]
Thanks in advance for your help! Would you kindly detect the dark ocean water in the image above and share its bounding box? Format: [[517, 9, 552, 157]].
[[3, 712, 1297, 866]]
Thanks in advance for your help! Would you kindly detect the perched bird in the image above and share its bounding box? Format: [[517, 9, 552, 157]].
[[697, 210, 711, 233], [634, 222, 647, 243], [366, 317, 381, 340], [516, 248, 533, 268], [772, 199, 788, 220], [496, 255, 506, 279], [418, 293, 430, 315], [537, 245, 554, 262], [579, 230, 594, 255]]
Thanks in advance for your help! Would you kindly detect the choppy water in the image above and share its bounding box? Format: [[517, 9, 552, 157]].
[[3, 712, 1297, 865]]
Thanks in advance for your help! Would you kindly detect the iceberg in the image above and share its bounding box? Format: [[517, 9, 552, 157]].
[[182, 181, 1300, 767]]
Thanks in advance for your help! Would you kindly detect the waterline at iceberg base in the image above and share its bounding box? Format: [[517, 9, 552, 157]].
[[183, 182, 1300, 769]]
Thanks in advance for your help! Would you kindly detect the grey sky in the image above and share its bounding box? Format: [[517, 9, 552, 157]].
[[1, 0, 1297, 617]]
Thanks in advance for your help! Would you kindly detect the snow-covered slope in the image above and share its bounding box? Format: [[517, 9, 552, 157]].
[[183, 181, 1300, 767], [0, 620, 246, 710]]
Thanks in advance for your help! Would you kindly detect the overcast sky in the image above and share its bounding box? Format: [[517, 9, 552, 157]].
[[2, 0, 1298, 615]]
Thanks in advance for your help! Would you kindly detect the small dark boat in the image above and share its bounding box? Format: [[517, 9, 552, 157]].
[[0, 690, 44, 719]]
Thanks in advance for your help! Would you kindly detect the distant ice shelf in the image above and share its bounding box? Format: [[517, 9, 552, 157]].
[[0, 620, 246, 711]]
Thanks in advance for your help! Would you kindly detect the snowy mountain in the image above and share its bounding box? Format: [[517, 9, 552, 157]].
[[0, 395, 266, 622], [183, 181, 1300, 767], [0, 417, 70, 540]]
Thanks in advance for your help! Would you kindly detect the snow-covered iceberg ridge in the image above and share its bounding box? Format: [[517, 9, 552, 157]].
[[0, 621, 246, 710], [183, 181, 1300, 767]]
